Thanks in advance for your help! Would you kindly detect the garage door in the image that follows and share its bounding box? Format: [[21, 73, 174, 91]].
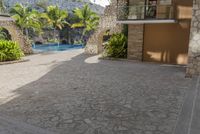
[[143, 22, 191, 65]]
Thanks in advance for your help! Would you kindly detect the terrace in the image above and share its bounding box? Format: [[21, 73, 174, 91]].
[[117, 4, 176, 23], [0, 49, 199, 134], [116, 0, 192, 24]]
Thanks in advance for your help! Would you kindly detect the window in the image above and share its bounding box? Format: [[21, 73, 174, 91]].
[[159, 0, 172, 5]]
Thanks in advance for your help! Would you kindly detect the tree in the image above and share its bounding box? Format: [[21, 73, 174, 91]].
[[41, 5, 69, 40], [10, 4, 42, 38], [71, 4, 99, 44]]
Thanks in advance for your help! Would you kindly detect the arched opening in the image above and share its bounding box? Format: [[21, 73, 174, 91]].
[[101, 29, 112, 51], [35, 41, 43, 45], [61, 40, 67, 44], [103, 29, 111, 42], [0, 27, 11, 40]]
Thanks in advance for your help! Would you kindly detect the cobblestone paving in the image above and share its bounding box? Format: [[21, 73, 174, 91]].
[[0, 50, 197, 134]]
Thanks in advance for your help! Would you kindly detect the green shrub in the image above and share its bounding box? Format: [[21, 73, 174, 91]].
[[74, 39, 83, 45], [47, 38, 59, 43], [0, 40, 24, 62], [105, 33, 127, 58]]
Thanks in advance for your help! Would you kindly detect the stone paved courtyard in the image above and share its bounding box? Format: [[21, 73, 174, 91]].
[[0, 49, 199, 134]]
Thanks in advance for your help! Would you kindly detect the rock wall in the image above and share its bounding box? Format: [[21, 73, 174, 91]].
[[6, 0, 105, 15], [0, 19, 32, 54], [186, 0, 200, 76], [85, 0, 126, 54]]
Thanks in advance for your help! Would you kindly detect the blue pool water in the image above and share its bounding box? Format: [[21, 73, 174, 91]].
[[32, 44, 83, 52]]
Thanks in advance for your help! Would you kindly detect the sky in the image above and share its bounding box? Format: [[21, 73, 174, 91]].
[[89, 0, 110, 7]]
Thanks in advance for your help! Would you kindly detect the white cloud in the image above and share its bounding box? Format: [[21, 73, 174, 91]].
[[90, 0, 110, 7]]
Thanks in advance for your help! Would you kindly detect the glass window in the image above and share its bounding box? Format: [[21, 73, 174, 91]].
[[159, 0, 172, 5]]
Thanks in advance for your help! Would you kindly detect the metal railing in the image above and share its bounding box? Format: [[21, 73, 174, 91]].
[[117, 5, 175, 20]]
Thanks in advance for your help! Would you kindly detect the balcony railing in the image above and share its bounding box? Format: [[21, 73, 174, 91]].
[[117, 5, 175, 21]]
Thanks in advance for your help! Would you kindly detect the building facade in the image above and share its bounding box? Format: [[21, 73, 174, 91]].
[[117, 0, 192, 64], [117, 0, 200, 76]]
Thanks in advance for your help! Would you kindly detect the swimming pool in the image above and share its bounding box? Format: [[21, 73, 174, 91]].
[[32, 44, 83, 52]]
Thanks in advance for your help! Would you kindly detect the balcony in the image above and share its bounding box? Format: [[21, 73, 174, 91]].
[[117, 5, 176, 24]]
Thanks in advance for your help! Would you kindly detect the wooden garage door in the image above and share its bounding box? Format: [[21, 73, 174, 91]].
[[143, 22, 191, 65]]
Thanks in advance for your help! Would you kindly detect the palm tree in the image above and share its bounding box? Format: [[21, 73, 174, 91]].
[[41, 5, 69, 40], [10, 4, 42, 38], [71, 4, 99, 44]]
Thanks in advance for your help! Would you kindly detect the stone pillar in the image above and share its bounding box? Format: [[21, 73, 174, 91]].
[[127, 24, 144, 60], [186, 0, 200, 77]]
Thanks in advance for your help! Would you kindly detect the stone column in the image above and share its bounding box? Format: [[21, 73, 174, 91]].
[[127, 24, 144, 60], [186, 0, 200, 77]]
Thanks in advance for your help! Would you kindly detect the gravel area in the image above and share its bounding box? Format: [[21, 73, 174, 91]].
[[0, 49, 198, 134]]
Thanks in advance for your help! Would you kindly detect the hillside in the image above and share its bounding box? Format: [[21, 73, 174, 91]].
[[4, 0, 105, 14]]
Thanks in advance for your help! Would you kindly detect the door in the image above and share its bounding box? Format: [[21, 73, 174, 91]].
[[143, 22, 191, 65], [143, 0, 193, 65]]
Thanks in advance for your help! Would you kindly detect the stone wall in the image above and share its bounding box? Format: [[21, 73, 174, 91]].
[[127, 24, 144, 60], [0, 19, 32, 54], [85, 0, 125, 54], [186, 0, 200, 76], [126, 0, 145, 61]]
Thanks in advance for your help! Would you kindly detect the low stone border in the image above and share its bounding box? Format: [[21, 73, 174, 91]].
[[99, 56, 141, 63], [0, 59, 30, 65], [99, 56, 187, 67]]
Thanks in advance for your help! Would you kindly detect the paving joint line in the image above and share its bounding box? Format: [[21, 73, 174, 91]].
[[187, 75, 200, 134]]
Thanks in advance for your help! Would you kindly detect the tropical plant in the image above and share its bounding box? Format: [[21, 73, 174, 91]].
[[71, 4, 99, 44], [105, 33, 127, 58], [41, 5, 69, 40], [0, 40, 24, 62], [0, 31, 7, 40], [0, 27, 11, 40], [47, 38, 59, 43], [10, 4, 42, 38]]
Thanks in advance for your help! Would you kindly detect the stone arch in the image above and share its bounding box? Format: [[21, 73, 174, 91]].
[[35, 41, 43, 44], [0, 16, 32, 54], [85, 25, 123, 54], [85, 0, 124, 54]]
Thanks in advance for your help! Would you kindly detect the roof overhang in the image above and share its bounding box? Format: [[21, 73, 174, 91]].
[[116, 19, 176, 24]]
